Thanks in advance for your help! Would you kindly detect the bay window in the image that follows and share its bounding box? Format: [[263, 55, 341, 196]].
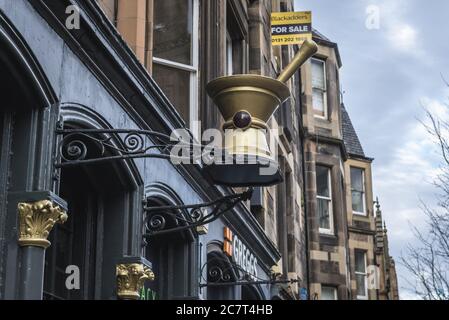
[[152, 0, 198, 132], [355, 250, 368, 299], [316, 166, 333, 234], [311, 58, 327, 119], [351, 167, 366, 215]]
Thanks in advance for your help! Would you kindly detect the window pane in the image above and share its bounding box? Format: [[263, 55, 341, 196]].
[[226, 31, 233, 75], [355, 251, 366, 273], [152, 63, 190, 125], [352, 191, 364, 213], [321, 287, 337, 300], [356, 274, 366, 297], [350, 168, 364, 192], [316, 166, 330, 197], [312, 59, 325, 89], [154, 0, 193, 65], [312, 89, 325, 115], [318, 198, 330, 230]]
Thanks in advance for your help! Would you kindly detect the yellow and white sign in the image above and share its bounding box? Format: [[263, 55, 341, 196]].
[[271, 11, 312, 46]]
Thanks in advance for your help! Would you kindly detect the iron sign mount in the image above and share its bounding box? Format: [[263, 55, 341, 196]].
[[54, 127, 252, 237], [199, 256, 299, 288], [143, 188, 253, 237], [54, 128, 205, 168]]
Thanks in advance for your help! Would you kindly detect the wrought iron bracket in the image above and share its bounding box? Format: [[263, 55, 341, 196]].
[[199, 279, 300, 288], [143, 188, 253, 237], [199, 256, 299, 288], [55, 129, 254, 237], [54, 128, 208, 168]]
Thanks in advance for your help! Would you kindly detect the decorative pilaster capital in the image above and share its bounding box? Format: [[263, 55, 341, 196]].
[[18, 200, 68, 249], [116, 263, 155, 300]]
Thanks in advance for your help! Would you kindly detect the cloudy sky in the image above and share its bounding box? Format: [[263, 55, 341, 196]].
[[294, 0, 449, 299]]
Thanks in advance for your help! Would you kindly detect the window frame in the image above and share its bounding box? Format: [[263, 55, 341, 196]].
[[350, 167, 367, 216], [355, 250, 368, 300], [152, 0, 200, 139], [311, 57, 328, 120], [316, 166, 334, 235], [321, 286, 338, 300], [225, 1, 248, 76]]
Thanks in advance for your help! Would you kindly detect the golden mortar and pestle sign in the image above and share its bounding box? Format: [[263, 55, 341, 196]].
[[204, 39, 318, 187]]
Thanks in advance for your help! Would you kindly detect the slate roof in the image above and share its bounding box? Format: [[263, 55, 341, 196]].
[[341, 104, 366, 158], [312, 28, 331, 42]]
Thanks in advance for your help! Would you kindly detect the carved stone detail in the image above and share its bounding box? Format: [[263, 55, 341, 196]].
[[18, 200, 68, 248], [116, 263, 155, 300]]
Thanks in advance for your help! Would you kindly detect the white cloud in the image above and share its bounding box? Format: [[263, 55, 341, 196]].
[[370, 0, 423, 56], [388, 24, 418, 52], [375, 119, 438, 195], [423, 96, 449, 119]]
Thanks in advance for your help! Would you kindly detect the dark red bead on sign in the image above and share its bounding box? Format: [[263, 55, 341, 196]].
[[233, 111, 252, 129]]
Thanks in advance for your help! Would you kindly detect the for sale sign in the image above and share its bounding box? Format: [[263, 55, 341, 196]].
[[271, 11, 312, 46]]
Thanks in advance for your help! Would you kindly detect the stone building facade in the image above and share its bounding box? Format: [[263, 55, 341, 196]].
[[97, 0, 309, 299], [0, 0, 310, 300], [300, 30, 399, 300], [342, 104, 378, 300], [301, 30, 349, 300], [0, 0, 398, 300]]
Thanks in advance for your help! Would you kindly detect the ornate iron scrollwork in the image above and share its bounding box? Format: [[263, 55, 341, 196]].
[[208, 264, 233, 283], [55, 128, 208, 168], [55, 128, 254, 237], [143, 188, 253, 237], [201, 256, 265, 286], [199, 256, 300, 288]]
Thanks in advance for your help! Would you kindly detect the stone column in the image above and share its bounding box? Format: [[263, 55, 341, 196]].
[[116, 257, 154, 300], [17, 200, 68, 299]]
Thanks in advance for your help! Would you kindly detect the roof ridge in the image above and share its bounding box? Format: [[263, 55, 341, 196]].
[[312, 28, 331, 42]]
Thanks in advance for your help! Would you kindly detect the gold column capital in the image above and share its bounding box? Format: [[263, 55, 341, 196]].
[[18, 200, 68, 249], [116, 263, 155, 300]]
